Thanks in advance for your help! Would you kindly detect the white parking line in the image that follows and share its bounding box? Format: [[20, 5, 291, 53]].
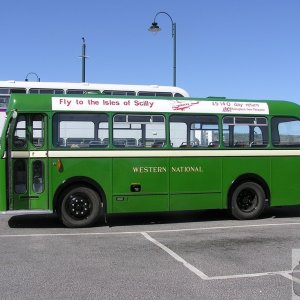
[[141, 231, 295, 282], [0, 221, 300, 238], [145, 222, 300, 234], [141, 232, 209, 280], [209, 270, 293, 281]]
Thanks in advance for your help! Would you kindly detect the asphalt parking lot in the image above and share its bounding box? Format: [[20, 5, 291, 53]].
[[1, 207, 300, 300]]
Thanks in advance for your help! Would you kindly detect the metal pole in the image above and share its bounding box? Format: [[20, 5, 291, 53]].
[[82, 37, 86, 82], [173, 22, 176, 87]]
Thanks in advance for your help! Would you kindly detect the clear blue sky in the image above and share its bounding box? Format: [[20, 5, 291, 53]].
[[2, 0, 300, 102]]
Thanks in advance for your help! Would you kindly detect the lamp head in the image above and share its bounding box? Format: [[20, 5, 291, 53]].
[[148, 22, 161, 32]]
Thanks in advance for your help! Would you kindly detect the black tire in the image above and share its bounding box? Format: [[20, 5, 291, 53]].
[[59, 186, 102, 228], [231, 182, 266, 220]]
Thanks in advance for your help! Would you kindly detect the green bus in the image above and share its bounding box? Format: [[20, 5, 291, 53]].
[[1, 93, 300, 227]]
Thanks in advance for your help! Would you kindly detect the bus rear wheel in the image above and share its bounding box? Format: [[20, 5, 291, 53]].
[[59, 186, 102, 228], [231, 182, 266, 220]]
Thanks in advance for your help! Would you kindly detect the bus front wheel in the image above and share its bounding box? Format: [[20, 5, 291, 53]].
[[231, 182, 266, 220], [59, 186, 102, 228]]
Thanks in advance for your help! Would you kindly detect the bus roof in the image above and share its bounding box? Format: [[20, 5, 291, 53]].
[[6, 94, 300, 117], [0, 80, 190, 97]]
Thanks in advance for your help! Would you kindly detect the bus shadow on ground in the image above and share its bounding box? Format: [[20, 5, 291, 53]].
[[106, 206, 300, 227], [8, 213, 63, 229], [7, 206, 300, 229], [8, 211, 230, 229], [263, 205, 300, 219], [106, 210, 231, 227]]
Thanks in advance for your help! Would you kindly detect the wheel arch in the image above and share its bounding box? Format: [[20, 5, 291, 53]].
[[53, 176, 107, 213], [227, 173, 270, 208]]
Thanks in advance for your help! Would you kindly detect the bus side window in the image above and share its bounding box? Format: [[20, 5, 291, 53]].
[[52, 113, 108, 148], [14, 159, 27, 194], [102, 90, 135, 96], [174, 93, 184, 97], [32, 115, 44, 148], [223, 116, 268, 148], [272, 117, 300, 147], [32, 160, 44, 193], [113, 114, 165, 148], [170, 115, 219, 148], [13, 115, 27, 148]]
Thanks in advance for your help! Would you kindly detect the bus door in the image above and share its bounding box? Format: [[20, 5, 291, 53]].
[[8, 114, 48, 210]]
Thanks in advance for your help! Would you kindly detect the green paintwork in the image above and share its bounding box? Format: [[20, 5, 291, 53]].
[[112, 158, 169, 212], [169, 157, 222, 210], [49, 157, 113, 211], [270, 157, 300, 206]]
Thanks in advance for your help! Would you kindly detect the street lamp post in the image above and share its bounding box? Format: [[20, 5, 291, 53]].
[[148, 12, 176, 86], [25, 72, 40, 82], [79, 37, 88, 82]]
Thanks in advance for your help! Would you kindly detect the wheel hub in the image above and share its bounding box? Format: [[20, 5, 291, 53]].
[[237, 189, 257, 212], [67, 194, 91, 219]]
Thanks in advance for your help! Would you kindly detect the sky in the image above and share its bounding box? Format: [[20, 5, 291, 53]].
[[2, 0, 300, 102]]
